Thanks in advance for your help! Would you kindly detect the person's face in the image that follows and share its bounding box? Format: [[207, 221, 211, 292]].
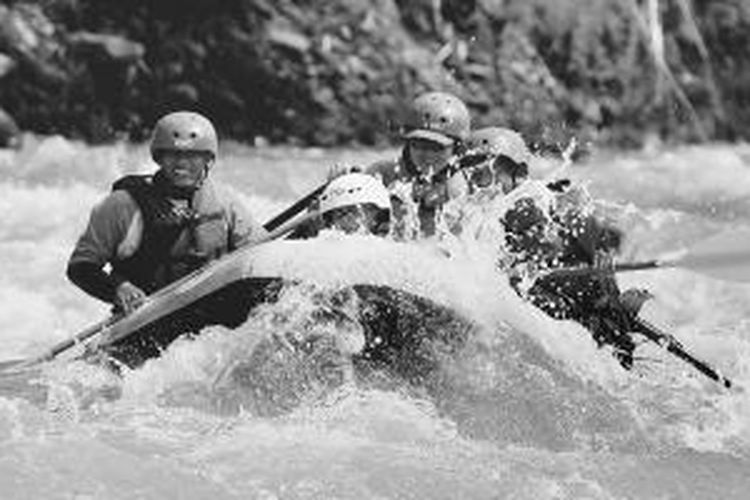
[[324, 205, 379, 235], [468, 155, 527, 194], [406, 138, 454, 176], [157, 150, 214, 189]]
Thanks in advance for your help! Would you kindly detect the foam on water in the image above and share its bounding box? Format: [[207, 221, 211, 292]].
[[1, 136, 750, 498]]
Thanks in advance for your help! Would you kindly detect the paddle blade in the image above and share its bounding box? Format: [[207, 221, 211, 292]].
[[668, 227, 750, 283]]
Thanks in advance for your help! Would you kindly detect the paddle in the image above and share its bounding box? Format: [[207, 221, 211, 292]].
[[547, 226, 750, 284], [264, 184, 327, 232], [631, 316, 733, 388], [5, 316, 122, 373], [2, 190, 325, 375], [540, 228, 748, 388], [618, 227, 750, 283]]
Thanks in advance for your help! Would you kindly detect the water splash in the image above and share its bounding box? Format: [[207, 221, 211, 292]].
[[2, 137, 750, 498]]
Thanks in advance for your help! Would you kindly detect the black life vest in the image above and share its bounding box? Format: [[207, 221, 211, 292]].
[[110, 173, 231, 293]]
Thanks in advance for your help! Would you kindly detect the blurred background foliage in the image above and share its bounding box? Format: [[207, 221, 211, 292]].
[[0, 0, 748, 151]]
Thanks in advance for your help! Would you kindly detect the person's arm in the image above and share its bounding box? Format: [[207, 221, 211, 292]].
[[67, 261, 125, 304], [67, 191, 145, 309]]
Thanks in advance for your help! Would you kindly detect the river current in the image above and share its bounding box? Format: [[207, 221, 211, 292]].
[[0, 135, 749, 499]]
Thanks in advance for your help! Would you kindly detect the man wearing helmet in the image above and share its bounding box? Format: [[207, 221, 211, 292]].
[[67, 111, 268, 317], [365, 91, 471, 238]]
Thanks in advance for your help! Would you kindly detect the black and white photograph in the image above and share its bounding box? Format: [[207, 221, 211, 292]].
[[0, 1, 749, 498]]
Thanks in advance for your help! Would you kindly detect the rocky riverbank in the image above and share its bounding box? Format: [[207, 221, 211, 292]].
[[0, 0, 748, 151]]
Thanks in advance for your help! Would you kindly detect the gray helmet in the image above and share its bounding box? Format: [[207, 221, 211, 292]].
[[403, 91, 471, 145], [150, 111, 218, 160], [466, 127, 531, 165]]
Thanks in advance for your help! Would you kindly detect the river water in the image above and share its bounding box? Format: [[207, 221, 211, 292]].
[[0, 135, 749, 499]]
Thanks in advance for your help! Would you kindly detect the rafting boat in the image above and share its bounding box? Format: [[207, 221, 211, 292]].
[[88, 235, 509, 380]]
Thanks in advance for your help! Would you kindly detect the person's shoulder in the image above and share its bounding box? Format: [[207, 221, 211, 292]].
[[92, 189, 138, 214], [202, 179, 242, 203], [84, 190, 140, 235], [207, 180, 256, 217], [111, 174, 154, 192], [208, 181, 268, 239]]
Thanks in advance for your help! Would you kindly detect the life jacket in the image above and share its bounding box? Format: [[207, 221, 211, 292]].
[[371, 155, 465, 238], [110, 173, 232, 293]]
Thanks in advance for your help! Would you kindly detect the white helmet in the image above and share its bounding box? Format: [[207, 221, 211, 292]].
[[319, 173, 391, 215]]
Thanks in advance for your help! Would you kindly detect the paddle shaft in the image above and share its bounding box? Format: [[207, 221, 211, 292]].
[[7, 316, 117, 372], [632, 316, 732, 389], [615, 261, 661, 272], [41, 317, 114, 361], [544, 264, 733, 388], [546, 261, 661, 279], [263, 184, 327, 231]]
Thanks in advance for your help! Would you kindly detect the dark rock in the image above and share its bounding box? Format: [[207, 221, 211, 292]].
[[0, 0, 747, 147], [0, 3, 67, 84], [0, 107, 21, 149], [266, 22, 311, 54]]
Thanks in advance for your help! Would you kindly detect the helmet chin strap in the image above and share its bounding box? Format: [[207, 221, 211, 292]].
[[195, 159, 213, 189], [184, 157, 214, 192]]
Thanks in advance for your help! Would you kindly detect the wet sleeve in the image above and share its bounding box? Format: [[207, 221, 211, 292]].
[[66, 261, 125, 304], [68, 191, 136, 266], [67, 191, 137, 302]]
